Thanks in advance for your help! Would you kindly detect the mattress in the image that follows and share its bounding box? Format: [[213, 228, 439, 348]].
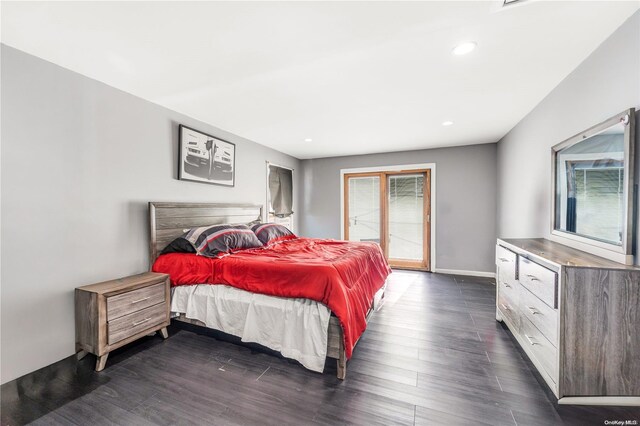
[[171, 284, 331, 372]]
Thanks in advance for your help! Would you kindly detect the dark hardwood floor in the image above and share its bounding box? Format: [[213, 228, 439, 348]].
[[2, 271, 639, 425]]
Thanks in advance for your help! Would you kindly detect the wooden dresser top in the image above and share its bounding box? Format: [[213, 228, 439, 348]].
[[499, 238, 640, 271], [76, 272, 169, 295]]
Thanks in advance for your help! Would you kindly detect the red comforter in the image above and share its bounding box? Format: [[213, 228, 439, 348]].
[[152, 238, 391, 358]]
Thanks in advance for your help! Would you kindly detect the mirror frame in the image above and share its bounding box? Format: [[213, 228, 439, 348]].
[[550, 108, 636, 265]]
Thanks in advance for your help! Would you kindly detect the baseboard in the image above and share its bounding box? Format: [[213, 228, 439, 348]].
[[432, 268, 496, 279], [558, 396, 640, 406]]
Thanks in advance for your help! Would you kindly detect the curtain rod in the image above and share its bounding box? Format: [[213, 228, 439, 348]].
[[266, 160, 294, 171]]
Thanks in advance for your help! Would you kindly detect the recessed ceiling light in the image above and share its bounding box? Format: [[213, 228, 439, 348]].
[[304, 138, 313, 142], [442, 121, 454, 126], [452, 41, 477, 56]]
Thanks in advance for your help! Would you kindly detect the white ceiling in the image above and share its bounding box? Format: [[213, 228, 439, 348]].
[[2, 1, 638, 159]]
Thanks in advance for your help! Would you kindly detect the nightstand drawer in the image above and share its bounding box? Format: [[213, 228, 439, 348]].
[[108, 303, 167, 345], [519, 257, 557, 308], [107, 282, 165, 320]]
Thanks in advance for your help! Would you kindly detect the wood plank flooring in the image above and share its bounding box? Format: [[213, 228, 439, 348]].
[[2, 271, 639, 425]]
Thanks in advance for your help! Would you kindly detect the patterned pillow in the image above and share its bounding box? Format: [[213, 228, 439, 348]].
[[251, 223, 297, 246], [183, 224, 263, 257]]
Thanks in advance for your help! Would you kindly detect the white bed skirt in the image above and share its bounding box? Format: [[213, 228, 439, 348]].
[[171, 284, 331, 372]]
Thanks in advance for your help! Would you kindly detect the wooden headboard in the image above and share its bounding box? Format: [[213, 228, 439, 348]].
[[148, 202, 263, 266]]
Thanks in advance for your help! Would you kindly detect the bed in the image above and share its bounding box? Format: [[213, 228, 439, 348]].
[[148, 202, 389, 379]]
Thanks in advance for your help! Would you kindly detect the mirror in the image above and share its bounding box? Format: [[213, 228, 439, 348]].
[[551, 109, 635, 264], [554, 121, 625, 244]]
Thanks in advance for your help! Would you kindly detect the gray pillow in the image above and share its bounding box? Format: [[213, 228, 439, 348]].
[[250, 223, 297, 246], [182, 223, 263, 257]]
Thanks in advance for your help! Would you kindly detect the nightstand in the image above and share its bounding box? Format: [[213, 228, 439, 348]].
[[75, 272, 171, 371]]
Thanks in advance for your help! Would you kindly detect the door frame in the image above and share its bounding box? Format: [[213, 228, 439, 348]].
[[340, 163, 436, 271]]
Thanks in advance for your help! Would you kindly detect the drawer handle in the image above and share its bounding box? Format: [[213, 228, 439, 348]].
[[132, 318, 151, 327], [524, 334, 540, 346], [500, 303, 510, 311], [527, 306, 540, 315], [498, 257, 510, 263], [526, 274, 539, 282], [131, 296, 151, 304]]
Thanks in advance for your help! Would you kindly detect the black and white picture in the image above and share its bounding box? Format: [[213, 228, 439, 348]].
[[178, 125, 236, 187]]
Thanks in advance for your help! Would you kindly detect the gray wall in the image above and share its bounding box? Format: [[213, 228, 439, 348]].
[[496, 11, 640, 266], [299, 143, 498, 273], [0, 45, 300, 384]]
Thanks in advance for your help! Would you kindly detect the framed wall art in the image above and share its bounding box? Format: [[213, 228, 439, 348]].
[[178, 124, 236, 187]]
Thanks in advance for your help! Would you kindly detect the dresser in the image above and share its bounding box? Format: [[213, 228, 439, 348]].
[[496, 238, 640, 406], [75, 272, 171, 371]]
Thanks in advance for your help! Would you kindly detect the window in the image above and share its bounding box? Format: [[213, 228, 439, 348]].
[[573, 163, 624, 243], [266, 163, 294, 230]]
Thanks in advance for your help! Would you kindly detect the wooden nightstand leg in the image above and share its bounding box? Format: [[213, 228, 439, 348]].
[[96, 354, 109, 372], [159, 327, 168, 339], [76, 350, 88, 361]]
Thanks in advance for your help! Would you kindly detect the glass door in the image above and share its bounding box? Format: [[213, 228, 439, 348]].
[[345, 174, 381, 245], [344, 169, 430, 270], [387, 172, 429, 269]]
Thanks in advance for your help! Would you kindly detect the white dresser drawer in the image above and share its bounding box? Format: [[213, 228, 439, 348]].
[[498, 277, 519, 303], [519, 257, 557, 308], [496, 245, 517, 281], [520, 286, 558, 346], [498, 289, 519, 330], [521, 316, 557, 382]]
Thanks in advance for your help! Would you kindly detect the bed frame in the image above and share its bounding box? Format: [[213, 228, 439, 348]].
[[148, 201, 385, 379]]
